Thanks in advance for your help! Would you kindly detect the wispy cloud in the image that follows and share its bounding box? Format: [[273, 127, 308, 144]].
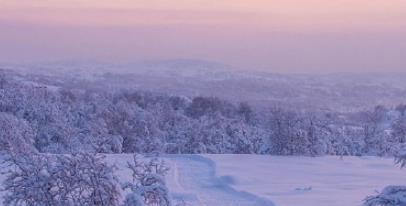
[[1, 0, 406, 31]]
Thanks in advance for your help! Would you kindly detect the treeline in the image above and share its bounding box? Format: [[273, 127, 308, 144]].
[[0, 70, 405, 156]]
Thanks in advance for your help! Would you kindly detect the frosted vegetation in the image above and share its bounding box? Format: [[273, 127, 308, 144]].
[[1, 153, 174, 206], [1, 64, 406, 205], [1, 67, 406, 156], [2, 153, 120, 206], [362, 153, 406, 206]]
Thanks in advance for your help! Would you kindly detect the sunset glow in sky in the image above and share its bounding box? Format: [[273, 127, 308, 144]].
[[1, 0, 406, 72]]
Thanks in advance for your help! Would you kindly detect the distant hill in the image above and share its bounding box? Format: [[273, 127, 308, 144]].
[[2, 59, 406, 111]]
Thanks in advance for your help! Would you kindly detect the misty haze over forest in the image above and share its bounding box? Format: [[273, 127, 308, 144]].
[[3, 59, 406, 111]]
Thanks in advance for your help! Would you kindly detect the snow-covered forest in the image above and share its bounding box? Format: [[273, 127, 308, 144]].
[[1, 66, 406, 156], [1, 65, 406, 206]]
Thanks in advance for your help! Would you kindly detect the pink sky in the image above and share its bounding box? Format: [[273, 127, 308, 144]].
[[1, 0, 406, 72]]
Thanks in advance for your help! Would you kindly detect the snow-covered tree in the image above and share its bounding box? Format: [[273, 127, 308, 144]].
[[360, 106, 387, 155], [2, 153, 121, 206], [122, 193, 145, 206], [123, 154, 171, 206], [392, 116, 406, 144], [0, 70, 6, 89], [0, 112, 36, 153]]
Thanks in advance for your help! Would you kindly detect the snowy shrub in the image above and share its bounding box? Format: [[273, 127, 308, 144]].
[[364, 152, 406, 206], [1, 153, 56, 206], [123, 154, 171, 206], [364, 186, 406, 206], [2, 153, 120, 206]]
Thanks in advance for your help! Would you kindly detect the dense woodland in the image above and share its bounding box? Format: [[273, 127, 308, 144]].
[[1, 69, 406, 157]]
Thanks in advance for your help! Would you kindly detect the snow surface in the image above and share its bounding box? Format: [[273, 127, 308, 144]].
[[108, 155, 406, 206], [1, 155, 404, 206], [206, 155, 405, 206]]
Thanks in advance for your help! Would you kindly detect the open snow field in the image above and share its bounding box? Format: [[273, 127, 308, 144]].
[[111, 154, 405, 206], [1, 155, 404, 206], [206, 155, 405, 206]]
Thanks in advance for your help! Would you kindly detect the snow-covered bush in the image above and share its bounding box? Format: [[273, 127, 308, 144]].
[[122, 154, 171, 206], [364, 186, 406, 206], [2, 153, 120, 206], [364, 153, 406, 206]]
